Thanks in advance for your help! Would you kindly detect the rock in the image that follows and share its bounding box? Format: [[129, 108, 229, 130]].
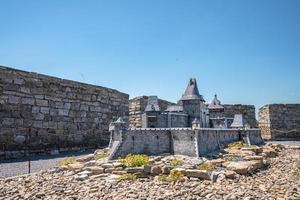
[[112, 170, 127, 175], [151, 166, 162, 175], [185, 169, 210, 180], [85, 166, 104, 175], [262, 148, 278, 158], [244, 156, 264, 161], [76, 154, 94, 162], [161, 165, 173, 174], [126, 167, 144, 174], [68, 163, 84, 172], [74, 174, 88, 181], [241, 147, 263, 154], [226, 162, 253, 175], [77, 170, 92, 176], [143, 165, 152, 174], [104, 168, 113, 173], [223, 170, 238, 179], [101, 163, 114, 169], [84, 160, 97, 167], [207, 158, 225, 167]]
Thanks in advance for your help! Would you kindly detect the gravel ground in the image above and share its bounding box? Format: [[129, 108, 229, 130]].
[[0, 151, 93, 178], [0, 144, 299, 200]]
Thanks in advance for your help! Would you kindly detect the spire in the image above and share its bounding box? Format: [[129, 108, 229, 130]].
[[180, 78, 204, 101], [208, 94, 224, 109]]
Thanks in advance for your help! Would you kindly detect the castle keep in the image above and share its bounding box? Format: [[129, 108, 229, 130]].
[[141, 79, 256, 129]]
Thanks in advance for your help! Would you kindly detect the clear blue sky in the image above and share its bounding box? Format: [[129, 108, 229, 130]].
[[1, 0, 300, 110]]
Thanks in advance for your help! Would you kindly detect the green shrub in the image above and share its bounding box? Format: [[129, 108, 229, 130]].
[[158, 170, 185, 182], [120, 154, 150, 167], [197, 162, 216, 172], [117, 173, 137, 182], [170, 159, 184, 166], [58, 157, 77, 167]]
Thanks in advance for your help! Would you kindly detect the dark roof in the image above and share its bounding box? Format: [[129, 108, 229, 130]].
[[208, 94, 224, 109], [180, 78, 205, 101], [145, 96, 161, 112]]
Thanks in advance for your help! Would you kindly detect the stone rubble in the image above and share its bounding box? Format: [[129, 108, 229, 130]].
[[0, 143, 299, 200]]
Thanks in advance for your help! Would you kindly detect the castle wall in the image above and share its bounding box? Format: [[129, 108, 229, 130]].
[[0, 66, 129, 153], [196, 129, 262, 155], [172, 129, 197, 157], [129, 96, 175, 128], [109, 128, 263, 159], [259, 104, 300, 140], [112, 129, 172, 158], [223, 104, 257, 128]]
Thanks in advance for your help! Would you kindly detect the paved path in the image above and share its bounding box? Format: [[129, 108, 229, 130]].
[[267, 141, 300, 147], [0, 151, 93, 178]]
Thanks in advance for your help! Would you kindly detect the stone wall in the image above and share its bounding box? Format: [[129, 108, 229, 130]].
[[129, 96, 175, 128], [223, 104, 257, 128], [258, 104, 300, 140], [108, 127, 263, 159], [0, 66, 129, 153]]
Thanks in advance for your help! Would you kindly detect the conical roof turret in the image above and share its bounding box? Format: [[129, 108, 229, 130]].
[[180, 78, 204, 101], [208, 94, 224, 109]]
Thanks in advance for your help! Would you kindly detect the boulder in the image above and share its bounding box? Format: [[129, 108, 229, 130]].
[[101, 163, 114, 169], [223, 170, 238, 179], [76, 154, 94, 163], [151, 166, 162, 175], [161, 165, 173, 174], [126, 167, 144, 174], [85, 166, 104, 175], [68, 163, 84, 172], [262, 148, 278, 158], [185, 169, 210, 180], [244, 156, 264, 161], [226, 162, 253, 175], [241, 147, 263, 154], [208, 159, 225, 167]]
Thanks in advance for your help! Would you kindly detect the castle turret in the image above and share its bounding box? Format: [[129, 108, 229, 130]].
[[142, 96, 161, 128], [180, 79, 209, 127]]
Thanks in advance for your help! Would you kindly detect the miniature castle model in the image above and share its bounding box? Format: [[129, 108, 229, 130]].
[[108, 79, 263, 160], [142, 78, 244, 129]]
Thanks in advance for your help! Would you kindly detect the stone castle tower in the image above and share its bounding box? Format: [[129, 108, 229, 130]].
[[179, 78, 209, 128]]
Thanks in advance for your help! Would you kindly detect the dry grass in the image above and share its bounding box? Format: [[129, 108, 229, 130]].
[[58, 157, 77, 167]]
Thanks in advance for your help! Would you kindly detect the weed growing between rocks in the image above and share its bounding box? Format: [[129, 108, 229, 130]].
[[117, 173, 137, 182], [158, 169, 185, 182], [170, 159, 184, 166], [58, 157, 77, 167], [120, 154, 150, 167], [197, 162, 216, 172]]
